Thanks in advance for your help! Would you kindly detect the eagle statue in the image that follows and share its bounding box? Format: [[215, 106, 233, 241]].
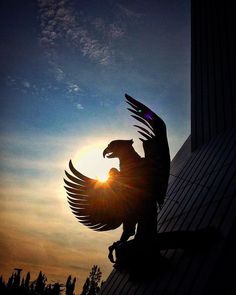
[[64, 94, 170, 260]]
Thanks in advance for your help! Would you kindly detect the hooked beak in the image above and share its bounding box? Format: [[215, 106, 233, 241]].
[[103, 146, 109, 158], [103, 146, 114, 158]]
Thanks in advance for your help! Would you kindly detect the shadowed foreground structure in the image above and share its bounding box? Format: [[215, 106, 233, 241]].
[[99, 0, 236, 294], [65, 94, 170, 252]]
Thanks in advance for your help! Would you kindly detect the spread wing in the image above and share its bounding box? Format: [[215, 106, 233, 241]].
[[64, 160, 124, 231], [125, 94, 170, 203]]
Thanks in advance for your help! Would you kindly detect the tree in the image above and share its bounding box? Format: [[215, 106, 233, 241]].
[[80, 265, 102, 295], [25, 272, 30, 289], [34, 271, 47, 294], [66, 275, 76, 295], [0, 269, 78, 295], [81, 278, 90, 295]]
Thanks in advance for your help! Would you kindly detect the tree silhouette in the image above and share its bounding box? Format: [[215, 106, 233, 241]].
[[80, 265, 102, 295], [0, 266, 103, 295], [34, 271, 47, 294], [66, 275, 76, 295], [24, 272, 31, 289], [0, 276, 6, 294]]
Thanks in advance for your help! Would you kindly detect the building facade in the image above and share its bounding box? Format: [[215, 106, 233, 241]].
[[99, 1, 236, 294]]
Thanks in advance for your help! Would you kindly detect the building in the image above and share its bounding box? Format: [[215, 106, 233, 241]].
[[99, 0, 236, 294]]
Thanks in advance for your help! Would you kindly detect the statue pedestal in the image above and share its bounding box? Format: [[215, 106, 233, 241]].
[[112, 228, 219, 280]]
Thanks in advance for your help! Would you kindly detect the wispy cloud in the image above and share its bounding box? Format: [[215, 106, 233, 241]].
[[5, 76, 42, 97], [117, 4, 144, 19], [0, 219, 115, 291], [35, 0, 145, 112], [75, 103, 84, 110], [37, 0, 143, 66], [37, 0, 113, 65], [22, 80, 31, 88], [107, 23, 125, 39], [67, 82, 81, 93]]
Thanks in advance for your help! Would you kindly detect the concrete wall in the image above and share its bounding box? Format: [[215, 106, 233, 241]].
[[191, 0, 236, 150]]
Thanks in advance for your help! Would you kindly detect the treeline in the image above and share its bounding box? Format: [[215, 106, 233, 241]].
[[0, 265, 103, 295]]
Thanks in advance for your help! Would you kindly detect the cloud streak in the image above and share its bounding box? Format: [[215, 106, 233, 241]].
[[35, 0, 145, 112], [37, 0, 142, 66], [37, 0, 113, 65], [0, 131, 124, 291]]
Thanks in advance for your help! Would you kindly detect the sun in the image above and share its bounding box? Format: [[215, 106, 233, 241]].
[[72, 140, 118, 182], [96, 174, 109, 183]]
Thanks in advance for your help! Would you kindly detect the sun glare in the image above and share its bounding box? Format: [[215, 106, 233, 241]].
[[96, 174, 109, 183], [72, 140, 118, 182]]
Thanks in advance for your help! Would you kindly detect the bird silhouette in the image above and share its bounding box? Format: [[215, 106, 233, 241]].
[[64, 94, 170, 244]]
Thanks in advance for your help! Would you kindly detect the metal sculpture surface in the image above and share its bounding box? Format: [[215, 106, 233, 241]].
[[64, 94, 170, 262]]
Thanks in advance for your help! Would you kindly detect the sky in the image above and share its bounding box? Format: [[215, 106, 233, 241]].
[[0, 0, 190, 292]]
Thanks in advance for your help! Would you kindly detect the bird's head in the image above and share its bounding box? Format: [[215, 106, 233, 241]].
[[103, 139, 134, 159]]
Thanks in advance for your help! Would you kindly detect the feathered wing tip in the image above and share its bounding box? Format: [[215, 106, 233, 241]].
[[125, 94, 170, 205], [125, 93, 166, 142], [64, 161, 123, 232]]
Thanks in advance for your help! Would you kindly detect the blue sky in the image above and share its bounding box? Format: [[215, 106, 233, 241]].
[[0, 0, 190, 291]]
